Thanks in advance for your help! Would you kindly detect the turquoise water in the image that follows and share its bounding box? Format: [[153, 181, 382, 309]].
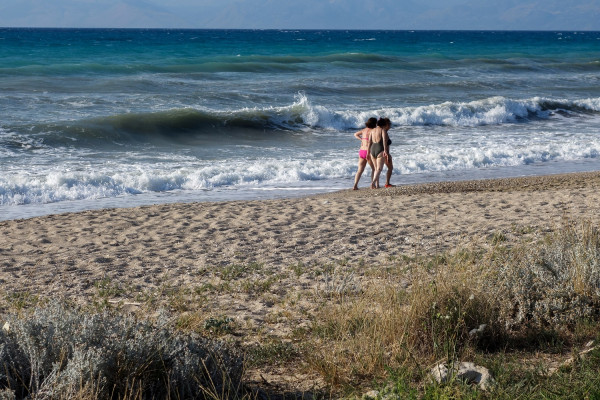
[[1, 29, 600, 219]]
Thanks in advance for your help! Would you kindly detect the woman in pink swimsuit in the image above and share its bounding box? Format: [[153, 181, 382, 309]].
[[352, 117, 377, 190]]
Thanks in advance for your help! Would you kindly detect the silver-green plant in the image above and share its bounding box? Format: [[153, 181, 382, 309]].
[[0, 301, 243, 399], [491, 219, 600, 330]]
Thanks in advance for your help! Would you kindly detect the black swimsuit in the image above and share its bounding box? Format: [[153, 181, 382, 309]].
[[370, 140, 384, 158]]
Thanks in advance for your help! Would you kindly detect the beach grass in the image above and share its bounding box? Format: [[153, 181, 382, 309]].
[[304, 216, 600, 397]]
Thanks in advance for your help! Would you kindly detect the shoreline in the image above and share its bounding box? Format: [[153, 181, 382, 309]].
[[4, 159, 600, 223]]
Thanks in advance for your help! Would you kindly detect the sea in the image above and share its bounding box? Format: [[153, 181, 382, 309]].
[[1, 29, 600, 221]]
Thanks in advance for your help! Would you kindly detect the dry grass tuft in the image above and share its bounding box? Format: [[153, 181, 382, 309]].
[[307, 218, 600, 389]]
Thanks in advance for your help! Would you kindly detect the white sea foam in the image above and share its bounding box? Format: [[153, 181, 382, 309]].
[[2, 129, 600, 207], [293, 94, 600, 131], [0, 157, 354, 206]]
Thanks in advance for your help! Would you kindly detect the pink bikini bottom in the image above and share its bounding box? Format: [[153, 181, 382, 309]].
[[359, 149, 368, 160]]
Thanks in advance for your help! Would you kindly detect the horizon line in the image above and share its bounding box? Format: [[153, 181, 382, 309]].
[[2, 27, 599, 32]]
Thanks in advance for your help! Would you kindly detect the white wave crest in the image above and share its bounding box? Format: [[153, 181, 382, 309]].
[[292, 94, 600, 130]]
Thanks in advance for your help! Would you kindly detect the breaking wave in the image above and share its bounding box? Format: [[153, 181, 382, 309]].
[[8, 94, 600, 147]]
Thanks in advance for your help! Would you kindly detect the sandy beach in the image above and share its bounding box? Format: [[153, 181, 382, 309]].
[[1, 172, 600, 301]]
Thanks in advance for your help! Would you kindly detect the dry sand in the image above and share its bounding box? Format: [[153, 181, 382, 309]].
[[2, 171, 600, 392]]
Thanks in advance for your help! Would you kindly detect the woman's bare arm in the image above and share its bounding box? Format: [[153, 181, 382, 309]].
[[382, 129, 389, 154], [354, 128, 364, 140]]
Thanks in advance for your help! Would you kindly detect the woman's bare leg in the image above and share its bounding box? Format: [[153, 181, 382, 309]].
[[385, 154, 393, 187], [353, 158, 367, 190], [371, 156, 384, 189]]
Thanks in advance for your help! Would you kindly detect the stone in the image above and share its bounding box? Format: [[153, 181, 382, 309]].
[[468, 323, 487, 338], [430, 361, 495, 390], [362, 390, 380, 399]]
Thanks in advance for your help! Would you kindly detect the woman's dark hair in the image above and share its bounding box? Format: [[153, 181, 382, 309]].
[[365, 117, 377, 129], [377, 117, 391, 127]]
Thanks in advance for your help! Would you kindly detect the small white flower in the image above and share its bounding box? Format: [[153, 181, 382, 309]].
[[2, 321, 9, 332], [469, 294, 475, 301]]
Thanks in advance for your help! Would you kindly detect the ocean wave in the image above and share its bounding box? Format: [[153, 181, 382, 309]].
[[0, 53, 396, 76], [396, 140, 600, 175], [305, 95, 600, 130], [9, 94, 600, 147], [5, 54, 597, 77], [20, 95, 312, 146]]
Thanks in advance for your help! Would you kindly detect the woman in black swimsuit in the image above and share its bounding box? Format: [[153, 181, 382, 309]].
[[369, 118, 390, 189], [378, 118, 394, 188]]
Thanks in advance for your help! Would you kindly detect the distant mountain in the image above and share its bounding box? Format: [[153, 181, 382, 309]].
[[0, 0, 598, 30]]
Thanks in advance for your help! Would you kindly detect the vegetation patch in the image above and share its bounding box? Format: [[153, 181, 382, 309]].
[[0, 302, 243, 399]]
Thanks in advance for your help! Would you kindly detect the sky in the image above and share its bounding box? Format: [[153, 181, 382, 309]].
[[0, 0, 599, 30]]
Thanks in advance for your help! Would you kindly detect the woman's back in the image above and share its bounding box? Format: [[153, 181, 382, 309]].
[[370, 126, 384, 143], [359, 128, 371, 151]]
